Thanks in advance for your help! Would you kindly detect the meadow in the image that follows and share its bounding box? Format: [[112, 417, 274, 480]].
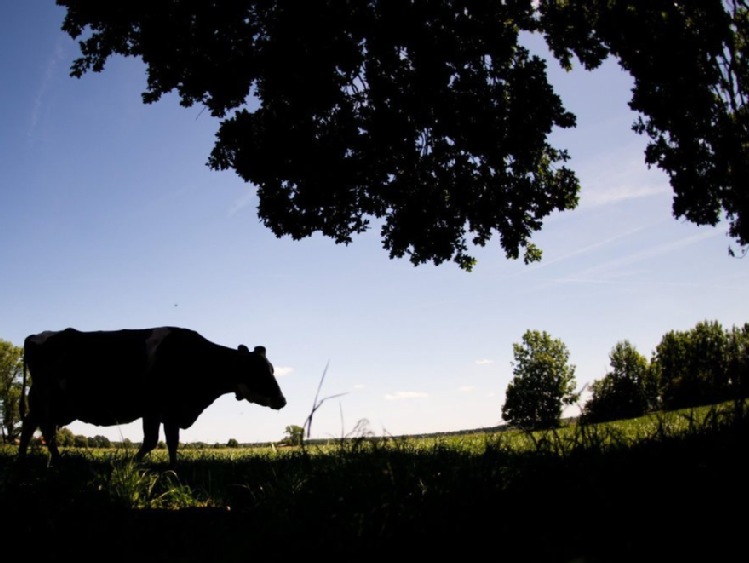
[[1, 403, 746, 562]]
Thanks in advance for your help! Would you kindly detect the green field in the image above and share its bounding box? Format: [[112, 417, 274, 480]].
[[2, 403, 746, 562]]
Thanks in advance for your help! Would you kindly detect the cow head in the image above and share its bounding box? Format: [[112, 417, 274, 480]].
[[234, 345, 287, 410]]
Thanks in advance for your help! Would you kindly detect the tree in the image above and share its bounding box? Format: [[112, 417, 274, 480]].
[[726, 323, 749, 400], [227, 438, 239, 448], [582, 340, 657, 424], [91, 434, 112, 448], [650, 329, 689, 410], [501, 329, 578, 430], [56, 427, 75, 447], [73, 434, 89, 448], [653, 320, 734, 410], [54, 0, 582, 271], [0, 339, 24, 444], [688, 320, 731, 404], [540, 0, 749, 255], [283, 424, 305, 446], [54, 1, 749, 268]]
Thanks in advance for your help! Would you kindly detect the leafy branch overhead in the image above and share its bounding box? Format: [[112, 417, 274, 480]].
[[57, 1, 749, 269]]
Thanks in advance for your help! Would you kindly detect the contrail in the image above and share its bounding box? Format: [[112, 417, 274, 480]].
[[28, 37, 65, 141]]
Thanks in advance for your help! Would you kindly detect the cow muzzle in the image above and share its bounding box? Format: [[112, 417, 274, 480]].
[[237, 384, 286, 409]]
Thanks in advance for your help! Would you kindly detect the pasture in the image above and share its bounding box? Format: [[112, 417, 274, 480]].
[[2, 403, 746, 562]]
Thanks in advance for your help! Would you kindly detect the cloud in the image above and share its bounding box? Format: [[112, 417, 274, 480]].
[[274, 366, 294, 377], [385, 391, 428, 401], [459, 386, 475, 392], [474, 359, 494, 365]]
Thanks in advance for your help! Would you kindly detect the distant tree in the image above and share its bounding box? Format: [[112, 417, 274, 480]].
[[653, 320, 732, 410], [283, 425, 305, 446], [55, 1, 749, 268], [726, 323, 749, 401], [56, 427, 75, 447], [651, 329, 689, 410], [91, 435, 112, 448], [73, 434, 89, 448], [688, 320, 731, 404], [0, 339, 24, 444], [227, 438, 239, 448], [501, 330, 578, 430], [583, 341, 657, 424]]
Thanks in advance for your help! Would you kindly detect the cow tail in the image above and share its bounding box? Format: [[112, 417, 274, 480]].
[[20, 352, 27, 421]]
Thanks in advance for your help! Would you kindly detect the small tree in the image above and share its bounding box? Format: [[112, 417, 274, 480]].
[[227, 438, 239, 448], [726, 323, 749, 400], [56, 427, 75, 447], [0, 339, 24, 444], [73, 434, 89, 449], [284, 425, 305, 446], [583, 340, 656, 424], [501, 330, 578, 430], [654, 320, 732, 410], [91, 435, 112, 448]]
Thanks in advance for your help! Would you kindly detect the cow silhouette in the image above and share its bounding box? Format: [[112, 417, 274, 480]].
[[18, 327, 287, 466]]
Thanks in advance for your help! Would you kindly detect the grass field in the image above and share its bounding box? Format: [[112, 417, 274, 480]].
[[2, 403, 746, 562]]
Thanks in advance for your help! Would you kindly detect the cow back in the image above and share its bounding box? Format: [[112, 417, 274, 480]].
[[25, 328, 168, 427]]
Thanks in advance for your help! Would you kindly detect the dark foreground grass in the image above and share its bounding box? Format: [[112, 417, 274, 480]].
[[2, 406, 747, 563]]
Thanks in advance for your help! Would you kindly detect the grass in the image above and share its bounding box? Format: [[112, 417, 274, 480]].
[[1, 402, 746, 562]]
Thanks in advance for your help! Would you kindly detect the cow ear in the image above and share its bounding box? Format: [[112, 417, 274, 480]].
[[237, 345, 250, 353], [253, 345, 266, 358]]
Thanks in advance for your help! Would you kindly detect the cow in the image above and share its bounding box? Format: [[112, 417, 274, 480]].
[[17, 327, 287, 466]]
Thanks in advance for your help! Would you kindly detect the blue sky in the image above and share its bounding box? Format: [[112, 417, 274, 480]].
[[2, 3, 747, 445]]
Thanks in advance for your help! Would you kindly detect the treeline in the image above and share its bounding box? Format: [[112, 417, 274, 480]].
[[21, 431, 260, 451], [582, 319, 749, 424]]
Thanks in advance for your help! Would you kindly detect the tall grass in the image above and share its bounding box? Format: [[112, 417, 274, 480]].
[[1, 401, 746, 562]]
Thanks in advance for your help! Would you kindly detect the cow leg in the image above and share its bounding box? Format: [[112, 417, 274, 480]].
[[40, 422, 61, 464], [163, 421, 180, 467], [136, 415, 160, 462], [17, 414, 37, 458]]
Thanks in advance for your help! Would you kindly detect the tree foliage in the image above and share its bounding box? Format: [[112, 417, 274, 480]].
[[283, 424, 305, 446], [652, 320, 748, 410], [582, 340, 657, 424], [56, 427, 75, 447], [502, 329, 578, 430], [0, 339, 23, 444], [726, 322, 749, 398], [54, 1, 749, 267], [540, 0, 749, 253]]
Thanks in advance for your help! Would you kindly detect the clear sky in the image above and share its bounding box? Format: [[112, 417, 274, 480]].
[[2, 3, 747, 445]]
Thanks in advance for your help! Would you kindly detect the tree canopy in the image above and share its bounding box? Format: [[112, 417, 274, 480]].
[[0, 339, 23, 443], [540, 0, 749, 257], [501, 329, 578, 430], [582, 340, 656, 424], [652, 319, 743, 410], [56, 0, 749, 269]]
